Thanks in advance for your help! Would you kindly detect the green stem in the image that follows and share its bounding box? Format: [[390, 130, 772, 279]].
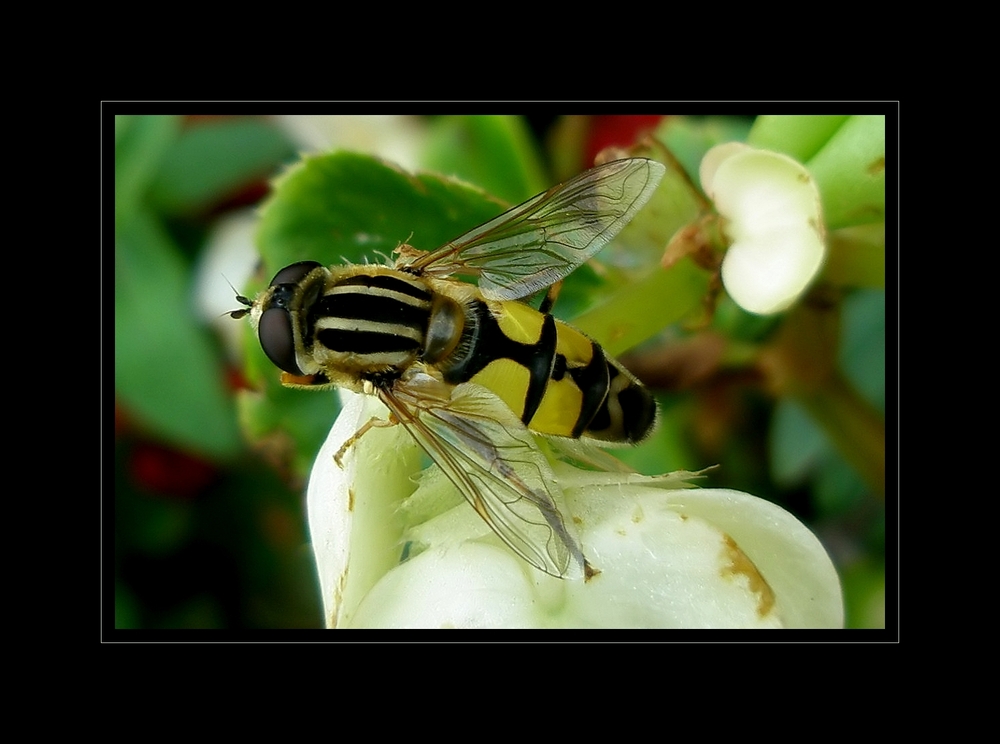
[[572, 258, 710, 357], [795, 372, 885, 500]]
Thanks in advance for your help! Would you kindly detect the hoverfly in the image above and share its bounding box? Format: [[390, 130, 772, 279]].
[[234, 157, 665, 580]]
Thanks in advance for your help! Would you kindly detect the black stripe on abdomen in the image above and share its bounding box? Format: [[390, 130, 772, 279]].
[[442, 301, 556, 426], [569, 344, 611, 437], [522, 314, 557, 425], [615, 383, 656, 442]]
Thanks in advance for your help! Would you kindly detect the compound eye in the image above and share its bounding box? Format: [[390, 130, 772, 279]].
[[258, 307, 303, 375], [269, 261, 322, 288]]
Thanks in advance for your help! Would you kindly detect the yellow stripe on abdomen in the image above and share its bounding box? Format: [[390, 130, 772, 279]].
[[469, 358, 531, 421], [446, 298, 653, 443], [494, 301, 546, 344], [525, 377, 582, 437]]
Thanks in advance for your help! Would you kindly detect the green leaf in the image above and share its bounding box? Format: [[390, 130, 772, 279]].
[[256, 151, 507, 275], [841, 557, 886, 629], [115, 209, 242, 459], [770, 399, 873, 516], [712, 295, 783, 343], [839, 288, 885, 413], [114, 114, 181, 229], [813, 455, 869, 515], [769, 399, 827, 486], [237, 373, 340, 483], [421, 115, 549, 203], [149, 118, 298, 213], [115, 582, 140, 629]]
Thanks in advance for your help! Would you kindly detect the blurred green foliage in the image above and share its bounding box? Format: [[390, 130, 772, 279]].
[[112, 113, 888, 631], [114, 115, 319, 628]]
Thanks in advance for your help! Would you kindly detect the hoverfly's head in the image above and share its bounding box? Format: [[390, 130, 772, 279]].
[[230, 260, 324, 377]]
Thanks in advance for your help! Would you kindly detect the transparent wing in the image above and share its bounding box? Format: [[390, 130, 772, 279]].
[[379, 371, 590, 579], [400, 158, 665, 301]]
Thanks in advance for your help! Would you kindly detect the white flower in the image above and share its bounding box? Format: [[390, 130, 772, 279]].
[[309, 392, 843, 629], [701, 143, 827, 315]]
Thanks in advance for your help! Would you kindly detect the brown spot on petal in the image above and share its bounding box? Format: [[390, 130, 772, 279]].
[[867, 156, 885, 175], [348, 487, 356, 512], [720, 534, 776, 618], [330, 567, 348, 629]]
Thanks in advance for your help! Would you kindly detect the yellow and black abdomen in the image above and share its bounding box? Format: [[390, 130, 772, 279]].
[[439, 299, 655, 444]]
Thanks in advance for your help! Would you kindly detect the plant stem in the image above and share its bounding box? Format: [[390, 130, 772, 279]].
[[795, 372, 885, 500]]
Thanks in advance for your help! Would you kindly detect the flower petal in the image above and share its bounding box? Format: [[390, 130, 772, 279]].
[[307, 391, 422, 628], [336, 461, 842, 628], [349, 543, 543, 629], [660, 488, 844, 628], [563, 489, 787, 628], [702, 145, 826, 315]]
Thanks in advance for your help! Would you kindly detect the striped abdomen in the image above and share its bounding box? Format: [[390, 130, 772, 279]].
[[439, 299, 655, 444]]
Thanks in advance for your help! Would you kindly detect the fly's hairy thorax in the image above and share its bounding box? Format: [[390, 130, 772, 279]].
[[305, 267, 443, 382]]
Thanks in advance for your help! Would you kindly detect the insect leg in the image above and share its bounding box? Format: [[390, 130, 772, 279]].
[[538, 280, 564, 315], [334, 413, 400, 468]]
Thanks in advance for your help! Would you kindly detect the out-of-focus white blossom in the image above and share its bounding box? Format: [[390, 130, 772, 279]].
[[193, 208, 260, 360], [272, 115, 427, 172], [701, 143, 826, 315]]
